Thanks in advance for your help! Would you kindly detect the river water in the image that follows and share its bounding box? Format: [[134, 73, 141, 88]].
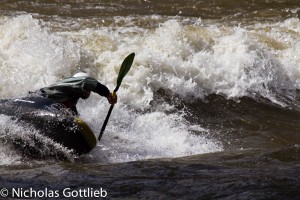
[[0, 0, 299, 199]]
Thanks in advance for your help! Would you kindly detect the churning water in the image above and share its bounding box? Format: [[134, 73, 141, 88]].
[[0, 1, 299, 199]]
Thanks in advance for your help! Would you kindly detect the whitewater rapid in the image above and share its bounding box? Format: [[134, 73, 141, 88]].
[[1, 14, 299, 164]]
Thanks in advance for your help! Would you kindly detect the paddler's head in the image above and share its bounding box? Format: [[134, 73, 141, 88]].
[[72, 68, 92, 78], [72, 72, 89, 78], [72, 70, 91, 99]]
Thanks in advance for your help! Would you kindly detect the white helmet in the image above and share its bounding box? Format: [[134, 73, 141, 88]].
[[72, 72, 89, 78]]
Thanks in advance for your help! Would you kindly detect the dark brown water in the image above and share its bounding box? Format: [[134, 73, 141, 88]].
[[1, 0, 299, 19], [0, 0, 299, 199]]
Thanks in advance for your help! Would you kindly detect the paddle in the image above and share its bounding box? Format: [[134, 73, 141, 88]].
[[98, 53, 135, 142]]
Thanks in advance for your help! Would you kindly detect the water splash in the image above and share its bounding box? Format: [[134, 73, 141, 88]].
[[1, 14, 299, 164], [0, 15, 81, 98], [0, 114, 74, 165], [79, 102, 221, 163]]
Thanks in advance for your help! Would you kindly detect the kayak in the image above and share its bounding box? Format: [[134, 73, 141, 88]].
[[0, 96, 97, 156]]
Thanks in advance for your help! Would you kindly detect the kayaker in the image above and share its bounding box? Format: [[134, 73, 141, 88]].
[[38, 72, 117, 115]]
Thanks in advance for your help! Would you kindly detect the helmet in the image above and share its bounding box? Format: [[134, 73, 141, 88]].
[[72, 72, 89, 78], [73, 68, 91, 78]]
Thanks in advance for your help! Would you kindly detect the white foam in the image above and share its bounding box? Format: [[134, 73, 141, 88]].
[[78, 19, 299, 111], [0, 145, 22, 166], [0, 15, 81, 98], [1, 15, 299, 101], [0, 115, 24, 165], [79, 101, 221, 163], [2, 14, 300, 163], [0, 114, 73, 165]]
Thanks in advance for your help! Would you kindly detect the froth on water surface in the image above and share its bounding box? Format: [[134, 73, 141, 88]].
[[0, 1, 299, 199], [0, 9, 300, 162]]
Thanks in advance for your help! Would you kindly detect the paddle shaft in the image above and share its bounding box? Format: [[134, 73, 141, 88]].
[[98, 103, 114, 141]]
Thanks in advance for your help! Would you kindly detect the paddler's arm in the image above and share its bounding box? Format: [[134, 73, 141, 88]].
[[94, 82, 117, 104], [84, 77, 117, 105]]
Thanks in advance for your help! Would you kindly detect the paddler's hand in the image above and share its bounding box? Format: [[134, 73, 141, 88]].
[[107, 92, 117, 104]]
